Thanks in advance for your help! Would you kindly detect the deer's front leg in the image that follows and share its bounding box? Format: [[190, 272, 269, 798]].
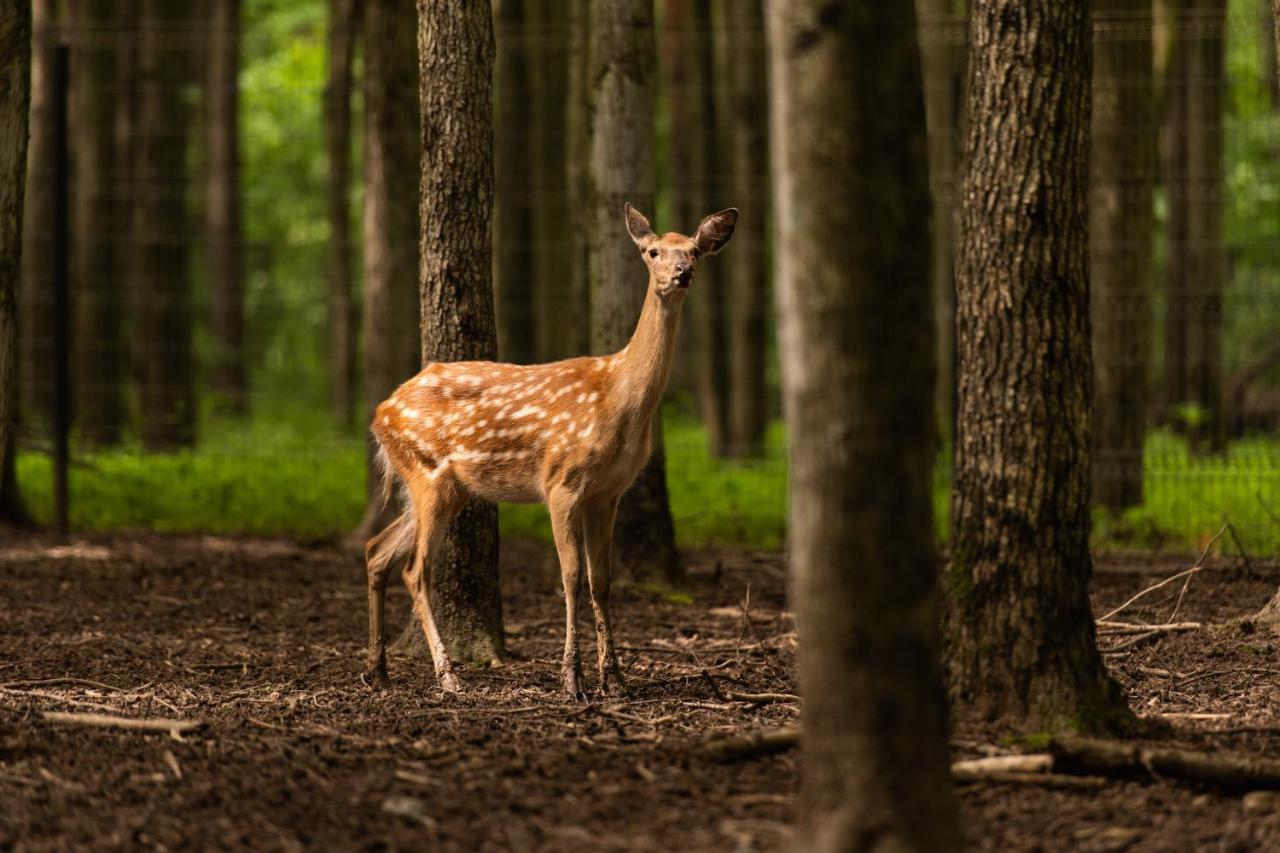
[[584, 497, 624, 695], [548, 488, 586, 699]]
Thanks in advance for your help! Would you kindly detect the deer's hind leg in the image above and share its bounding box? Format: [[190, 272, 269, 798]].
[[364, 512, 413, 689], [584, 496, 624, 695], [401, 471, 465, 692]]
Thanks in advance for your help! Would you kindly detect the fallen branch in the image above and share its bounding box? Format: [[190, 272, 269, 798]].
[[1051, 734, 1280, 790], [42, 711, 204, 740], [1098, 523, 1227, 624], [1097, 621, 1202, 635], [703, 726, 800, 761], [951, 770, 1107, 789], [725, 691, 800, 705], [951, 755, 1052, 775]]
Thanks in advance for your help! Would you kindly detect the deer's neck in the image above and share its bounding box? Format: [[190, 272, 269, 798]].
[[615, 285, 682, 425]]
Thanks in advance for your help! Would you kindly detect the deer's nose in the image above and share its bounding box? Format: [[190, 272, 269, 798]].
[[674, 263, 687, 274]]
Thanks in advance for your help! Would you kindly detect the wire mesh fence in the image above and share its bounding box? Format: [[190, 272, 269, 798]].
[[9, 1, 1280, 553]]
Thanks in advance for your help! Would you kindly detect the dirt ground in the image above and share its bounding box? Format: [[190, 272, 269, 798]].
[[2, 533, 1280, 851]]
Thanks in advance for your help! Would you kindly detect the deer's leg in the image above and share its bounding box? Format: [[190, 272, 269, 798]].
[[548, 487, 586, 699], [364, 512, 411, 689], [584, 497, 624, 695], [402, 482, 463, 693]]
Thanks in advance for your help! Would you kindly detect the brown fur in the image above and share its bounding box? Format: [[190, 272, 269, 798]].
[[364, 204, 738, 697]]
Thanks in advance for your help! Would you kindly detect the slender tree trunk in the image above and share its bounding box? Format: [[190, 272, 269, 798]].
[[135, 0, 196, 451], [563, 0, 593, 361], [768, 2, 961, 849], [715, 0, 768, 457], [917, 0, 966, 440], [70, 0, 126, 447], [590, 0, 683, 581], [355, 0, 420, 543], [20, 0, 53, 428], [530, 0, 579, 362], [1273, 0, 1280, 80], [1263, 0, 1279, 107], [664, 0, 730, 455], [945, 0, 1134, 733], [400, 0, 505, 664], [0, 0, 31, 526], [1091, 0, 1156, 512], [207, 0, 247, 416], [326, 0, 358, 426], [493, 0, 536, 365]]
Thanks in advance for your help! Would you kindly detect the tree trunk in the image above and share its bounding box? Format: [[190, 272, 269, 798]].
[[70, 0, 127, 447], [1274, 0, 1280, 81], [19, 0, 53, 428], [529, 0, 580, 363], [0, 0, 31, 526], [663, 0, 730, 456], [207, 0, 247, 416], [590, 0, 683, 582], [1264, 0, 1279, 107], [135, 0, 196, 451], [945, 0, 1134, 733], [1091, 0, 1156, 512], [354, 0, 421, 543], [917, 0, 966, 441], [767, 1, 961, 849], [493, 0, 536, 365], [326, 0, 358, 426], [400, 0, 505, 665], [715, 0, 768, 457], [1163, 0, 1226, 453]]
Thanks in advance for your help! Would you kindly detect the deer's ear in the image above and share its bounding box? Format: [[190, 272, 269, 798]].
[[625, 203, 655, 249], [693, 208, 738, 256]]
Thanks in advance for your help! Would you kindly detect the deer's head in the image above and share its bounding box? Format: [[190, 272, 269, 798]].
[[625, 204, 738, 299]]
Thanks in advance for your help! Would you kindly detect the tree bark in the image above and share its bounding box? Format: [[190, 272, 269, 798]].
[[70, 0, 127, 447], [945, 0, 1134, 733], [562, 0, 593, 363], [207, 0, 247, 416], [402, 0, 505, 664], [355, 0, 421, 543], [326, 0, 358, 426], [135, 0, 197, 451], [917, 0, 966, 441], [767, 2, 961, 850], [590, 0, 683, 582], [493, 0, 536, 365], [663, 0, 730, 456], [1091, 0, 1156, 512], [1162, 0, 1226, 453], [0, 0, 31, 526], [715, 0, 768, 457], [19, 0, 53, 428], [529, 0, 581, 363]]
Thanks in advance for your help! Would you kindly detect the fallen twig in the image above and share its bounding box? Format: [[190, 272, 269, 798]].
[[951, 770, 1108, 789], [702, 726, 800, 761], [42, 711, 204, 741], [0, 677, 123, 692], [725, 690, 799, 705], [1097, 621, 1202, 635], [1098, 522, 1226, 624]]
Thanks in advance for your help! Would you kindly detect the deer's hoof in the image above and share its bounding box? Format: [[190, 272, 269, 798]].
[[562, 669, 586, 701], [362, 667, 389, 691]]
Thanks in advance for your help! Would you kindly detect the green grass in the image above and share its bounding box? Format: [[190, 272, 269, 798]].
[[15, 411, 1280, 556]]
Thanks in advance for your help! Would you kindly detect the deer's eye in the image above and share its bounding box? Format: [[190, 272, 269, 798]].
[[690, 247, 701, 259], [648, 248, 659, 258]]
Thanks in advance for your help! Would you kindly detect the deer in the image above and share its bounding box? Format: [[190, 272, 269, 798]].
[[363, 203, 738, 698]]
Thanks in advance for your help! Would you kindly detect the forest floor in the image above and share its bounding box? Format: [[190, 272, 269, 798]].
[[2, 534, 1280, 851]]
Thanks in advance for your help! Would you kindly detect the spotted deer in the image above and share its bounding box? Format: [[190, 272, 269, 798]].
[[364, 204, 737, 697]]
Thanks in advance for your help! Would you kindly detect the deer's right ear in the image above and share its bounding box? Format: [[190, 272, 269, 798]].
[[624, 203, 655, 249]]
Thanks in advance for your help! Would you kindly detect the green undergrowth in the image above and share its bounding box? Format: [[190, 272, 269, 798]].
[[14, 411, 1280, 557]]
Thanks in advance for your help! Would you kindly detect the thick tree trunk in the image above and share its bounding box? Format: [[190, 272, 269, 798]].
[[1274, 0, 1280, 80], [355, 0, 421, 543], [20, 0, 53, 428], [70, 0, 126, 447], [767, 1, 961, 849], [326, 0, 358, 426], [590, 0, 682, 582], [663, 0, 729, 456], [715, 0, 768, 457], [493, 0, 536, 365], [135, 0, 196, 451], [1091, 0, 1156, 512], [530, 0, 580, 363], [0, 1, 31, 526], [945, 0, 1134, 733], [207, 0, 247, 416], [1163, 0, 1226, 453], [917, 0, 966, 440], [400, 0, 505, 664]]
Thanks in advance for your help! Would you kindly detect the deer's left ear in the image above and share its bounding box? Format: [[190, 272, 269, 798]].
[[625, 203, 655, 249], [693, 208, 738, 256]]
